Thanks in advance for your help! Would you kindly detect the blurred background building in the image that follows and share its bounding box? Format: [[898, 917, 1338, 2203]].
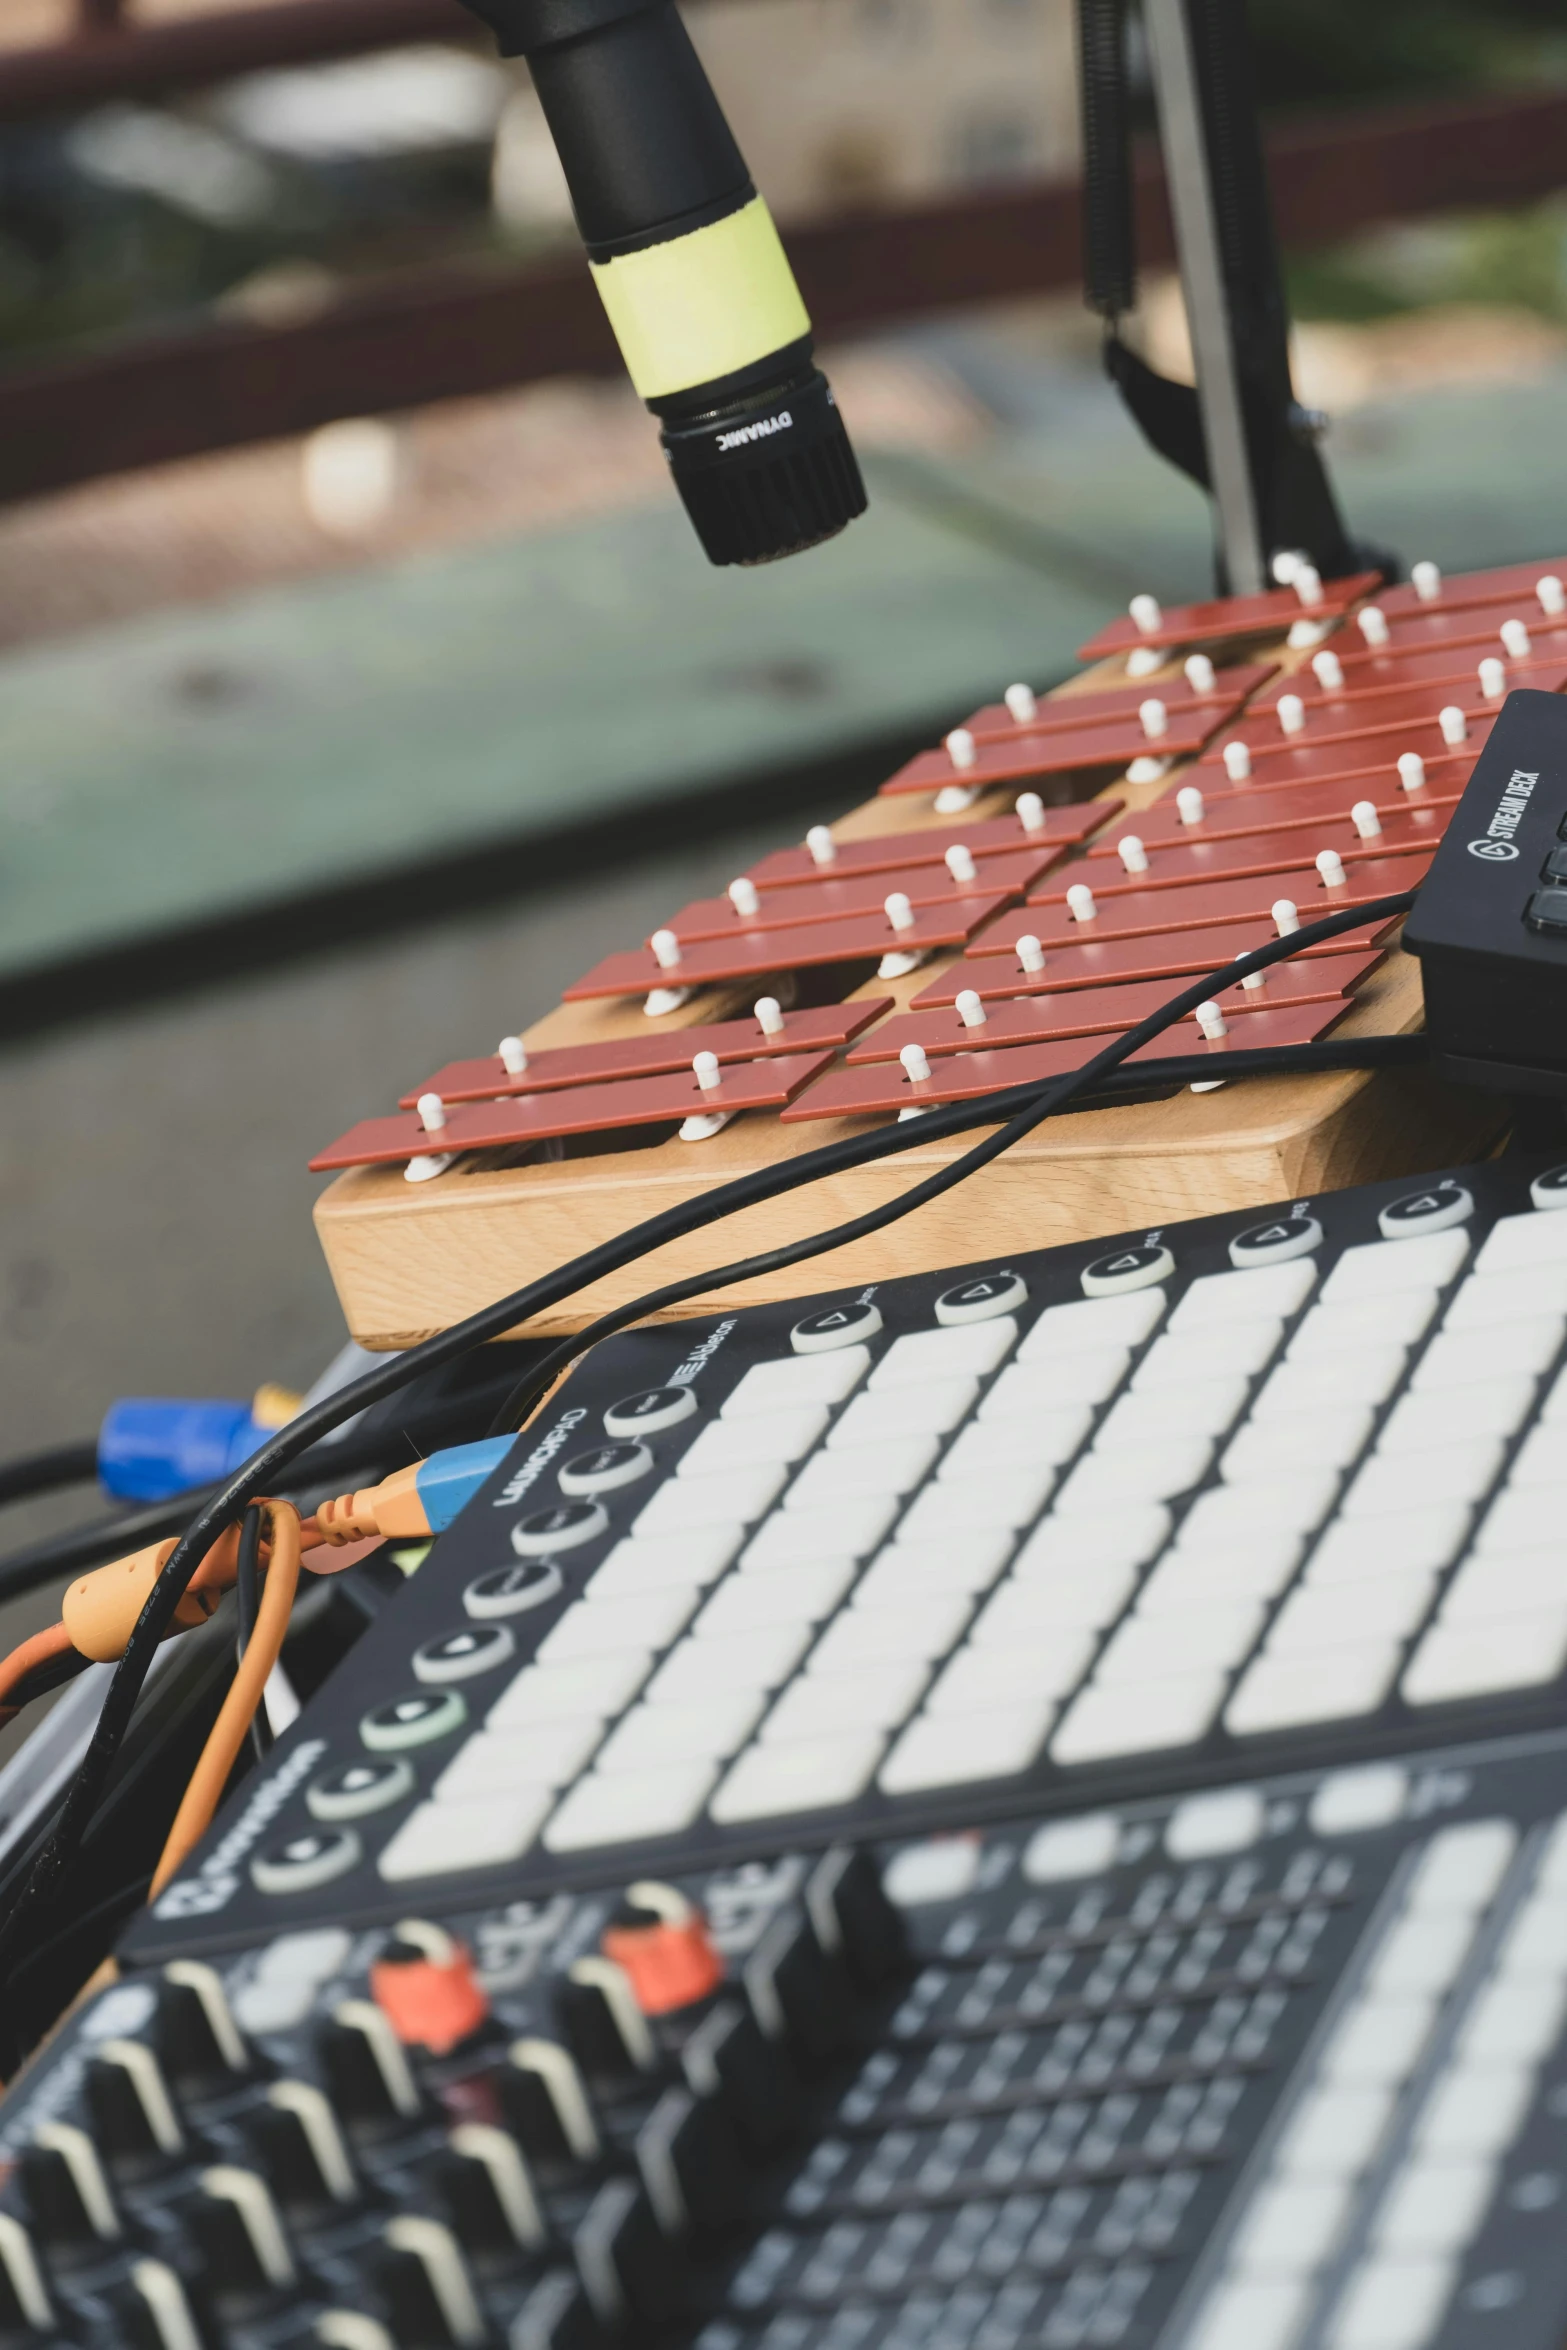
[[3, 0, 1567, 1721]]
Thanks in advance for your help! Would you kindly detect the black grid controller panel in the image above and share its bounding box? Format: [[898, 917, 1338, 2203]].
[[9, 1731, 1567, 2350], [122, 1154, 1567, 1969]]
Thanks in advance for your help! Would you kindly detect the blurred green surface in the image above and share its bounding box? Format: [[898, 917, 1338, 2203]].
[[5, 359, 1567, 988]]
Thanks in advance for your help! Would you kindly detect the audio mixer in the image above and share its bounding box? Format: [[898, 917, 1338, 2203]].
[[8, 1154, 1567, 2350]]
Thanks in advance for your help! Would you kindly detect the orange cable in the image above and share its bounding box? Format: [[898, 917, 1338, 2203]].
[[147, 1501, 302, 1902], [0, 1620, 76, 1719]]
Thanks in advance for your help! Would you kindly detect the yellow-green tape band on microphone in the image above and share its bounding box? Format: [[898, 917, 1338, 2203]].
[[589, 195, 811, 401]]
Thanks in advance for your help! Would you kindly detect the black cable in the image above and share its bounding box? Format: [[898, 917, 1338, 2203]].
[[0, 1441, 99, 1512], [234, 1503, 271, 1765], [488, 1026, 1429, 1432], [0, 887, 1416, 1986]]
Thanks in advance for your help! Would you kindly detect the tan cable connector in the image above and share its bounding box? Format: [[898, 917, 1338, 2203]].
[[62, 1528, 242, 1663], [312, 1465, 429, 1545]]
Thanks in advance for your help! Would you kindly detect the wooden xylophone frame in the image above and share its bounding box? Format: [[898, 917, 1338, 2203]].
[[313, 606, 1509, 1349]]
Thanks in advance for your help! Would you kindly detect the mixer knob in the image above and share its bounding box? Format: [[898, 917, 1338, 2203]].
[[635, 2087, 745, 2241], [120, 2256, 206, 2350], [556, 1958, 656, 2086], [0, 2213, 55, 2337], [250, 2080, 359, 2212], [742, 1909, 854, 2070], [157, 1960, 252, 2089], [499, 2041, 600, 2172], [573, 2178, 683, 2331], [680, 2000, 799, 2155], [435, 2123, 546, 2259], [22, 2121, 121, 2249], [317, 2317, 397, 2350], [321, 2001, 423, 2130], [509, 2273, 606, 2350], [804, 1846, 907, 1991], [375, 2216, 488, 2349], [85, 2038, 187, 2168], [369, 1922, 491, 2058], [600, 1882, 724, 2019], [189, 2165, 298, 2299]]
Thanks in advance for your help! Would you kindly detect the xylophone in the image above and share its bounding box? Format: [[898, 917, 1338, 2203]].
[[308, 559, 1564, 1350]]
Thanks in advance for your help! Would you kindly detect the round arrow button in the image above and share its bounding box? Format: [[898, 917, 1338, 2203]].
[[1080, 1240, 1175, 1298]]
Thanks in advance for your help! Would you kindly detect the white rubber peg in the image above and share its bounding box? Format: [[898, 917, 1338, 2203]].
[[1412, 559, 1442, 602], [1316, 848, 1347, 888], [1118, 834, 1150, 875], [1271, 549, 1305, 584], [650, 929, 682, 971], [1016, 934, 1046, 973], [1222, 740, 1252, 782], [644, 986, 691, 1017], [884, 892, 915, 934], [1066, 883, 1097, 924], [955, 989, 987, 1028], [945, 727, 977, 771], [1351, 800, 1382, 840], [1501, 617, 1531, 660], [806, 824, 837, 867], [1241, 968, 1266, 991], [417, 1093, 447, 1135], [1478, 656, 1506, 702], [1126, 645, 1163, 678], [498, 1036, 528, 1076], [1294, 564, 1324, 608], [1538, 574, 1566, 616], [1439, 705, 1468, 746], [1398, 751, 1427, 792], [934, 785, 980, 814], [899, 1042, 932, 1083], [1273, 899, 1301, 936], [1278, 692, 1306, 736], [1357, 604, 1390, 647], [944, 843, 977, 884], [1130, 592, 1162, 634], [1195, 1001, 1229, 1041], [692, 1051, 721, 1093], [1015, 791, 1045, 833], [1139, 696, 1169, 741], [1312, 649, 1344, 691], [754, 996, 785, 1036], [1176, 784, 1205, 826], [1126, 755, 1169, 785], [1184, 653, 1217, 694], [728, 876, 761, 917], [1004, 682, 1038, 724]]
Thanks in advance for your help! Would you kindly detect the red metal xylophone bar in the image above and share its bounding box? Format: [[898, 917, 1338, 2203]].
[[402, 999, 893, 1107], [312, 1051, 838, 1170], [878, 697, 1241, 799], [912, 911, 1398, 1003], [956, 661, 1275, 744], [1075, 571, 1381, 663], [662, 846, 1068, 945], [562, 890, 1016, 1001], [1039, 808, 1440, 899], [845, 948, 1380, 1062], [1085, 772, 1462, 855], [780, 1000, 1349, 1121], [745, 802, 1120, 890]]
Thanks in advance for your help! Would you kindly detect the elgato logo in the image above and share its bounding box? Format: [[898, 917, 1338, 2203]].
[[1467, 766, 1537, 861]]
